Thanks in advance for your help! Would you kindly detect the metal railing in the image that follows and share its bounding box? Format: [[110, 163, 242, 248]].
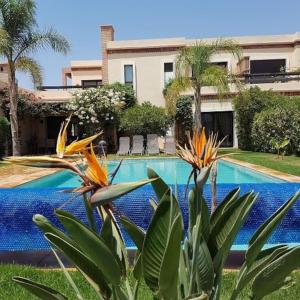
[[243, 71, 300, 84]]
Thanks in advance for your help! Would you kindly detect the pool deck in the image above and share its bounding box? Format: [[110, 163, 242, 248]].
[[1, 156, 300, 187], [223, 157, 300, 183]]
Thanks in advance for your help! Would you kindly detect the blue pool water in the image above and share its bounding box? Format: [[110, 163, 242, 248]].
[[20, 158, 283, 188]]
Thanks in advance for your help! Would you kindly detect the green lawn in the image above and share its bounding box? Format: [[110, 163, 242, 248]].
[[218, 149, 300, 177], [1, 264, 300, 299]]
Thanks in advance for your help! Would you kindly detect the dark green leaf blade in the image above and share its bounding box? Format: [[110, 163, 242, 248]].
[[246, 190, 300, 266], [251, 245, 300, 300], [13, 277, 67, 300], [45, 233, 111, 298], [90, 178, 156, 206], [55, 210, 121, 285], [120, 215, 145, 251]]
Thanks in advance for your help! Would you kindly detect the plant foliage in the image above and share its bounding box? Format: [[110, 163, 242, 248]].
[[119, 101, 171, 136], [251, 104, 300, 155]]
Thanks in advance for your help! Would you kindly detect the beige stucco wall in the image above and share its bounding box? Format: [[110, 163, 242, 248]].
[[71, 69, 102, 86], [108, 51, 178, 107], [107, 45, 300, 108]]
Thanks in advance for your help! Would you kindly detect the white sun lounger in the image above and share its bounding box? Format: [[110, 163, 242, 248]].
[[164, 136, 176, 154], [147, 134, 160, 155], [117, 137, 130, 155], [131, 135, 144, 155]]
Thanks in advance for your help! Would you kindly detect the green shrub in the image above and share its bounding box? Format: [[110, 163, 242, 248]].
[[233, 87, 284, 150], [252, 104, 300, 154], [175, 96, 193, 144], [119, 101, 171, 136], [0, 116, 10, 159]]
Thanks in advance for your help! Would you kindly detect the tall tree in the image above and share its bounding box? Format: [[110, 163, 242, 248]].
[[0, 0, 70, 155], [166, 40, 241, 133]]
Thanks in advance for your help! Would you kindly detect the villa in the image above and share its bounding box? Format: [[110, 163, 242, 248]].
[[2, 25, 300, 153]]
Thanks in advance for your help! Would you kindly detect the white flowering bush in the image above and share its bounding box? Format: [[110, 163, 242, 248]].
[[67, 87, 127, 134]]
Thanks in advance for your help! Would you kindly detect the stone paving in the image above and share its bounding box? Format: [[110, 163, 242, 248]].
[[0, 164, 59, 188]]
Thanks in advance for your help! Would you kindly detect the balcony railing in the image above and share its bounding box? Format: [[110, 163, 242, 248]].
[[37, 85, 102, 91], [243, 71, 300, 84]]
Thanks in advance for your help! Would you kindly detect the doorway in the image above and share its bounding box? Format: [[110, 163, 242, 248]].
[[202, 111, 233, 147]]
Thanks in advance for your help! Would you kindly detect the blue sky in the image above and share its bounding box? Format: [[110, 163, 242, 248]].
[[17, 0, 300, 89]]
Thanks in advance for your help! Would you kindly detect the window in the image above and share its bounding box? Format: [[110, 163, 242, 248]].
[[211, 61, 228, 69], [164, 62, 174, 84], [250, 59, 286, 74], [81, 80, 102, 88], [124, 64, 134, 86]]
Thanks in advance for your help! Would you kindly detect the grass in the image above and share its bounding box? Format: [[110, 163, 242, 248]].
[[1, 264, 300, 299], [219, 149, 300, 177]]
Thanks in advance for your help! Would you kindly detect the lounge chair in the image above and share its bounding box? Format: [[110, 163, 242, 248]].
[[117, 137, 130, 155], [147, 134, 160, 155], [164, 136, 176, 154], [131, 135, 144, 155]]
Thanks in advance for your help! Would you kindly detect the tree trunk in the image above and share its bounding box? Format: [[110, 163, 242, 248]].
[[194, 85, 202, 133], [8, 64, 21, 156]]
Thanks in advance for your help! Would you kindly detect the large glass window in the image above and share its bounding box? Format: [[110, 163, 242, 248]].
[[124, 64, 134, 86], [250, 59, 286, 74], [164, 62, 174, 85]]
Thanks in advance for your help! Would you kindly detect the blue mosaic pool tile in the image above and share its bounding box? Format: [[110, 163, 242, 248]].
[[0, 183, 299, 251]]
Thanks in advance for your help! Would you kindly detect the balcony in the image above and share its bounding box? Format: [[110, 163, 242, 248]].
[[243, 71, 300, 84]]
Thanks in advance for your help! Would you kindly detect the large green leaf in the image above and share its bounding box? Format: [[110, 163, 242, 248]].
[[188, 187, 210, 241], [251, 245, 300, 300], [209, 192, 258, 270], [230, 245, 289, 300], [45, 233, 111, 298], [210, 188, 240, 229], [90, 178, 156, 206], [147, 167, 170, 201], [158, 213, 183, 299], [142, 191, 183, 298], [189, 214, 214, 296], [120, 215, 145, 251], [246, 190, 300, 266], [33, 214, 74, 246], [97, 207, 129, 276], [13, 277, 67, 300], [55, 210, 121, 285]]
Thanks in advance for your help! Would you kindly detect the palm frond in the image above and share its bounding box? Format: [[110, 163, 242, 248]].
[[202, 65, 230, 97], [15, 56, 42, 87], [164, 77, 192, 115], [14, 28, 70, 60]]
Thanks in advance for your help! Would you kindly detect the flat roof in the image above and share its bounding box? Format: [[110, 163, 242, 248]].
[[107, 32, 300, 50], [70, 60, 102, 68]]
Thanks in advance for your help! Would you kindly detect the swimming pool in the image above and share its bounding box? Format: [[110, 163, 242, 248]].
[[20, 158, 283, 188], [1, 158, 298, 254]]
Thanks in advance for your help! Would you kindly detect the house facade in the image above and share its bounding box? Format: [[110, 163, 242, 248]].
[[3, 25, 300, 153]]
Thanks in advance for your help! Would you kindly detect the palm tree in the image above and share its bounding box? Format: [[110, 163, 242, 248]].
[[167, 40, 241, 133], [0, 0, 70, 155]]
